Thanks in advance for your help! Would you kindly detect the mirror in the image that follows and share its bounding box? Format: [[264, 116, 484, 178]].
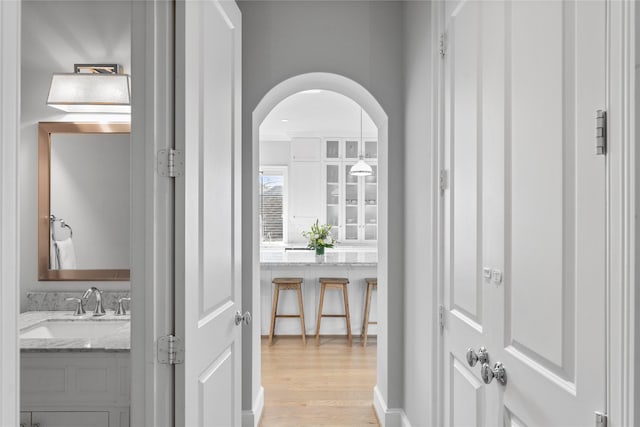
[[38, 122, 130, 281]]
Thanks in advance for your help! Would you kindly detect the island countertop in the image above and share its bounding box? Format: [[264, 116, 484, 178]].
[[20, 311, 130, 353], [260, 246, 377, 266]]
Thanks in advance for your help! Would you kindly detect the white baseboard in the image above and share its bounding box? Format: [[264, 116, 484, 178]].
[[373, 385, 411, 427], [241, 386, 264, 427]]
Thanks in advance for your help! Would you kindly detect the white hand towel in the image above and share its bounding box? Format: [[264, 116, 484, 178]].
[[49, 238, 59, 270], [55, 237, 77, 269]]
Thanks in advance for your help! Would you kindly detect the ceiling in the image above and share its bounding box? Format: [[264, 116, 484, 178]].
[[259, 90, 377, 141]]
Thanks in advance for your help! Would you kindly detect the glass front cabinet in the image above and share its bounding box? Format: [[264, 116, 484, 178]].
[[323, 138, 377, 243]]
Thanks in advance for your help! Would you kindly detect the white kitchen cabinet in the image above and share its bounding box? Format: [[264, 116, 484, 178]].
[[289, 161, 322, 242], [290, 137, 321, 161], [323, 138, 377, 242]]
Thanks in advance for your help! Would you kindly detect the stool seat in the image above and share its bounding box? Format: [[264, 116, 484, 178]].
[[273, 277, 304, 284], [362, 278, 378, 346], [316, 277, 352, 346], [319, 277, 349, 284], [269, 278, 306, 345]]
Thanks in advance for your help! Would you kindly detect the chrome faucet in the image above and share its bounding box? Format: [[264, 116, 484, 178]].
[[82, 286, 106, 316]]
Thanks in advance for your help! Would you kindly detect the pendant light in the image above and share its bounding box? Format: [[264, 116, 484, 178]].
[[47, 64, 131, 114], [349, 107, 372, 177]]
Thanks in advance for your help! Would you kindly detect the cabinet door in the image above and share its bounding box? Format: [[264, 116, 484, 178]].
[[290, 137, 321, 161], [324, 139, 340, 160], [363, 164, 377, 241], [344, 139, 359, 160], [344, 163, 360, 241], [31, 411, 109, 427], [325, 163, 340, 240], [20, 412, 31, 427], [363, 140, 377, 160], [289, 162, 322, 242]]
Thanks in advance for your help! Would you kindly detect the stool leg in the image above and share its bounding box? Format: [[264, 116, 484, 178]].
[[343, 284, 352, 346], [269, 285, 280, 346], [362, 283, 372, 347], [297, 284, 306, 345], [315, 283, 326, 346]]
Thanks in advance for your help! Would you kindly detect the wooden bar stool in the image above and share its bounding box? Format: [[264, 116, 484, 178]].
[[269, 278, 306, 345], [361, 278, 378, 346], [315, 277, 352, 346]]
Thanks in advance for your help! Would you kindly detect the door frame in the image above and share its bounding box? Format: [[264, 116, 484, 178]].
[[0, 1, 21, 426], [130, 0, 174, 426], [246, 72, 396, 425], [433, 1, 637, 425]]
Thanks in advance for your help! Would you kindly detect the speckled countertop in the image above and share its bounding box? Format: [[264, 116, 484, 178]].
[[20, 311, 130, 353], [260, 247, 378, 266]]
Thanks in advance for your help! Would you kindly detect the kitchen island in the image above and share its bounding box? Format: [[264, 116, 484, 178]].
[[260, 247, 378, 338]]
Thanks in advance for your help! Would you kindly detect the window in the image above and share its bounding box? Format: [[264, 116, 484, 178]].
[[259, 167, 287, 243]]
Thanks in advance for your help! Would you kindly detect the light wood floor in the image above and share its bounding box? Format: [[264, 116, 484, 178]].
[[260, 336, 379, 427]]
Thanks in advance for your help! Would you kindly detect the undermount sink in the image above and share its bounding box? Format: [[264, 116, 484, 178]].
[[20, 319, 129, 339]]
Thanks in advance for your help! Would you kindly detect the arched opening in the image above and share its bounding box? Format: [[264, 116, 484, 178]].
[[247, 72, 390, 423]]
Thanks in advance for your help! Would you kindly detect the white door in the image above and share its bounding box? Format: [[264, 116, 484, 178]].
[[174, 1, 243, 426], [443, 1, 606, 425]]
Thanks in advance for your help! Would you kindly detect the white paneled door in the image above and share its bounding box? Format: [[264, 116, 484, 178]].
[[174, 1, 243, 426], [443, 1, 606, 425]]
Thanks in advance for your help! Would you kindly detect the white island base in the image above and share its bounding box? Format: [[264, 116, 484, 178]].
[[260, 248, 378, 339]]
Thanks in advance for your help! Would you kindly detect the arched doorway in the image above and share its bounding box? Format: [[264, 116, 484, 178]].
[[246, 72, 391, 424]]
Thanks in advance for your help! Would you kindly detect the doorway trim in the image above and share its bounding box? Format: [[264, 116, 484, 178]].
[[0, 1, 21, 426], [246, 72, 393, 425]]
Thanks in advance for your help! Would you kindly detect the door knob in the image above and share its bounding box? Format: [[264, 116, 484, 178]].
[[481, 362, 507, 385], [235, 311, 252, 326], [466, 347, 489, 367]]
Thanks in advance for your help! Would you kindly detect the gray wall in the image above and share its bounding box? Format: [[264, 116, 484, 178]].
[[21, 1, 131, 310], [239, 0, 406, 416], [403, 2, 436, 425]]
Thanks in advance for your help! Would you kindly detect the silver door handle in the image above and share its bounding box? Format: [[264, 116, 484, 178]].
[[466, 347, 488, 367], [235, 311, 252, 326], [481, 362, 507, 385]]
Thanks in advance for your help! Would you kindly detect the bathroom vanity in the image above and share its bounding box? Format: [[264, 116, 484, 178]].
[[20, 311, 130, 427]]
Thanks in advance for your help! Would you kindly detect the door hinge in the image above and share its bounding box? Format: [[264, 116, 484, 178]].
[[157, 148, 184, 178], [439, 169, 448, 194], [595, 412, 607, 427], [439, 32, 447, 58], [158, 335, 184, 365], [439, 304, 445, 330], [595, 109, 607, 155]]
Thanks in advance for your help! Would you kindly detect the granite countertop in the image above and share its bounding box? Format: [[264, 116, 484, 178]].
[[20, 311, 130, 353], [260, 247, 378, 266]]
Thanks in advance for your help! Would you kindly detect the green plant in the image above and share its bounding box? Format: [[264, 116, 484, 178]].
[[302, 220, 336, 250]]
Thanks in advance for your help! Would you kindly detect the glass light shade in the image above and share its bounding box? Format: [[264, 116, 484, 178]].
[[349, 157, 373, 176], [47, 73, 131, 113]]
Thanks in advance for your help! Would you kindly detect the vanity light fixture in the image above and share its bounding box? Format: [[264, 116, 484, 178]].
[[46, 64, 131, 114], [349, 107, 373, 177]]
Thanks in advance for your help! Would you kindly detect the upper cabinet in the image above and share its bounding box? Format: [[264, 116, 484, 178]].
[[290, 137, 321, 161]]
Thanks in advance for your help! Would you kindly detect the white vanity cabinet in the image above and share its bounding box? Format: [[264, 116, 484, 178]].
[[20, 352, 130, 427], [21, 411, 110, 427]]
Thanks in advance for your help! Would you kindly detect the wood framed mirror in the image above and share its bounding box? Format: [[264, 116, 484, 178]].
[[38, 122, 131, 281]]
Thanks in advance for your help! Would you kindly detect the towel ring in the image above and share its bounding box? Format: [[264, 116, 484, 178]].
[[50, 214, 73, 239]]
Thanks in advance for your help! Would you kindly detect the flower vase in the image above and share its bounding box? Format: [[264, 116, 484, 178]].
[[315, 246, 325, 256]]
